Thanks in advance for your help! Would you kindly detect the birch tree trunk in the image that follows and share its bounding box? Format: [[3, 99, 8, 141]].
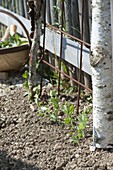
[[91, 0, 113, 148], [29, 0, 43, 99]]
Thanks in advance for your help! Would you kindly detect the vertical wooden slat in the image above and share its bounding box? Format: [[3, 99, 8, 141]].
[[71, 0, 80, 38], [49, 0, 57, 25], [12, 0, 16, 12], [49, 1, 59, 72], [46, 0, 53, 71], [64, 0, 77, 86], [64, 0, 73, 34], [19, 0, 24, 16], [46, 0, 51, 23], [15, 0, 19, 14], [24, 0, 29, 19]]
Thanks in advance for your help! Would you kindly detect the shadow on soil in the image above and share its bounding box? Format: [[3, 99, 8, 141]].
[[0, 150, 40, 170]]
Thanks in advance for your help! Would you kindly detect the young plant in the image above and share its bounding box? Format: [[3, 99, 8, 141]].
[[72, 106, 89, 144], [49, 90, 59, 123], [63, 101, 75, 129], [22, 70, 40, 101], [33, 85, 40, 104], [22, 70, 29, 90], [62, 102, 90, 144]]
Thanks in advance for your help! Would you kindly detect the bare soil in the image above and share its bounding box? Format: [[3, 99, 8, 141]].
[[0, 72, 113, 170]]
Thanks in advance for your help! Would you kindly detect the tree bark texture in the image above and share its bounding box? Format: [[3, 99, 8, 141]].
[[29, 0, 43, 99], [91, 0, 113, 148]]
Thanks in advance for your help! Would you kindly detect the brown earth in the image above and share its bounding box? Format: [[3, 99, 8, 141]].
[[0, 72, 113, 170]]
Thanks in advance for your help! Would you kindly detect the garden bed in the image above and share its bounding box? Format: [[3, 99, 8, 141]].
[[0, 73, 113, 170]]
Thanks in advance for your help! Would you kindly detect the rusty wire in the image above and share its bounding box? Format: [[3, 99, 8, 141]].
[[76, 0, 85, 114], [40, 0, 46, 96], [46, 23, 90, 48], [40, 0, 92, 114], [57, 0, 64, 95], [39, 57, 92, 94], [42, 60, 92, 93]]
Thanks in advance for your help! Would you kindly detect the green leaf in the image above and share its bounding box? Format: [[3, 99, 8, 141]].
[[51, 98, 59, 109], [50, 113, 57, 121], [72, 135, 79, 144], [34, 93, 39, 99], [22, 70, 29, 79], [61, 61, 68, 74], [64, 117, 72, 125], [63, 102, 69, 114], [78, 122, 85, 130], [78, 131, 85, 139], [0, 33, 28, 49], [81, 114, 88, 122], [50, 90, 56, 97], [69, 105, 74, 115], [24, 81, 29, 90], [33, 85, 40, 93]]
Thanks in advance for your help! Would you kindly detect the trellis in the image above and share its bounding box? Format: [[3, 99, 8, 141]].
[[0, 0, 92, 113]]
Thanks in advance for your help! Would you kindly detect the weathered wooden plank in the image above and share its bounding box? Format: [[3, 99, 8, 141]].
[[23, 0, 29, 19], [40, 28, 91, 75], [0, 6, 91, 76]]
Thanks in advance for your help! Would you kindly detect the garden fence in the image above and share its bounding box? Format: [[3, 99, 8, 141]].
[[0, 0, 92, 113]]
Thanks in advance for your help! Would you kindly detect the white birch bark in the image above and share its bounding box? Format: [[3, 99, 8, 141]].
[[91, 0, 113, 148]]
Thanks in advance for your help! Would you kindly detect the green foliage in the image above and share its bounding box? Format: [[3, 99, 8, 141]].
[[33, 86, 91, 144], [87, 95, 93, 103], [33, 85, 40, 104], [72, 106, 90, 144], [0, 34, 27, 48], [63, 102, 75, 126], [22, 70, 29, 79], [23, 81, 29, 91], [66, 86, 77, 94], [61, 61, 68, 74], [22, 70, 40, 101], [22, 70, 29, 91], [62, 102, 90, 144], [22, 58, 91, 145], [49, 90, 59, 123]]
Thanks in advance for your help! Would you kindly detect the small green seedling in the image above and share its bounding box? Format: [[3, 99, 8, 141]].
[[63, 101, 75, 127], [33, 85, 40, 104], [49, 90, 59, 123], [72, 106, 89, 144]]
